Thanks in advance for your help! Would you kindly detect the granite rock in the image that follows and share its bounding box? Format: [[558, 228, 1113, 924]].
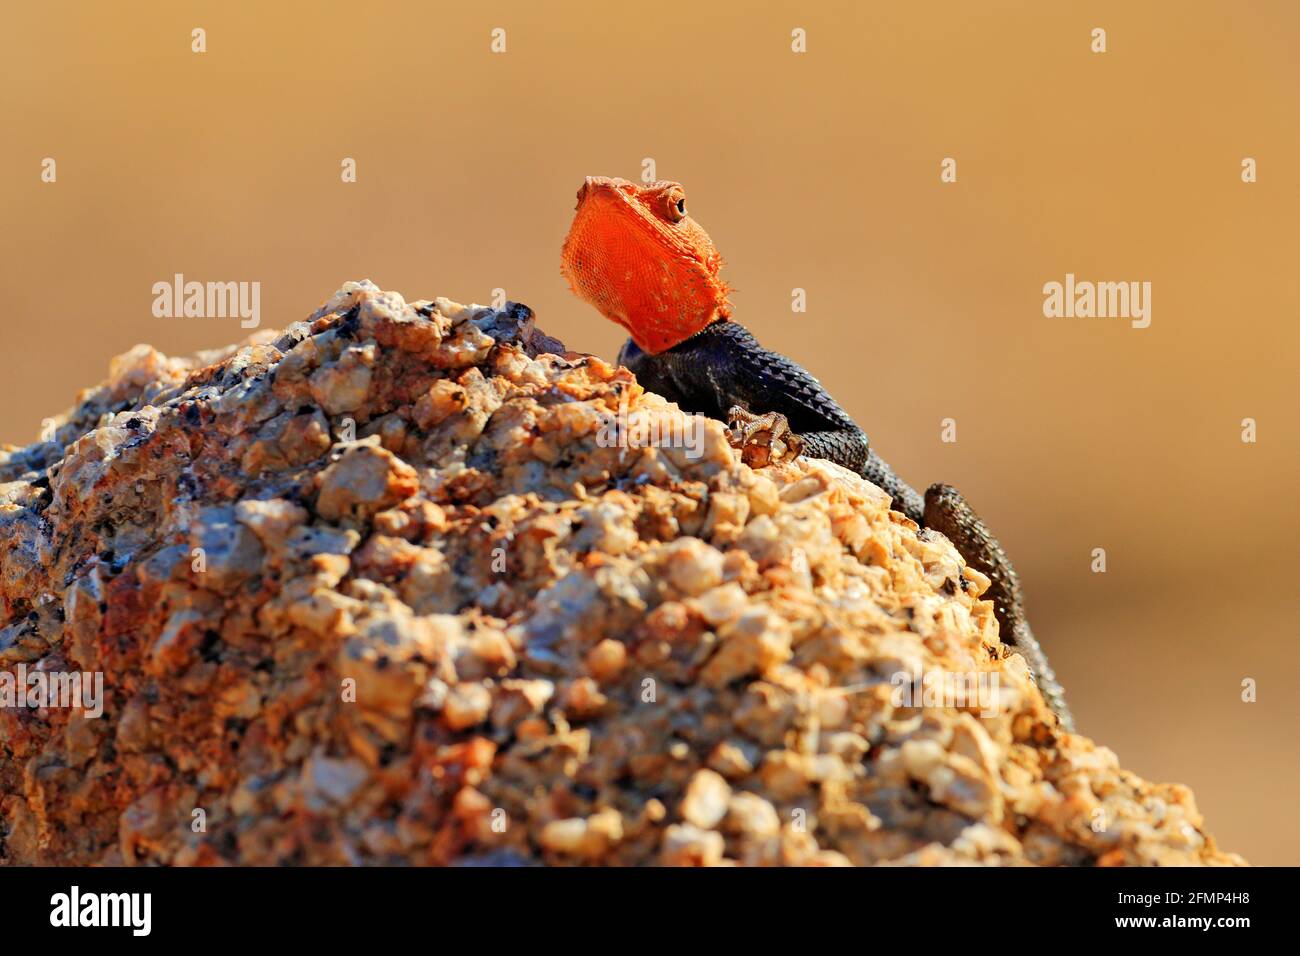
[[0, 281, 1244, 866]]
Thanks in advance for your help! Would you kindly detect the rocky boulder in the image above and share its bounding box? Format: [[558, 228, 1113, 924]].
[[0, 281, 1243, 866]]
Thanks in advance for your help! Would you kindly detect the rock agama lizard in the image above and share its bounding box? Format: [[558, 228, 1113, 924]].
[[560, 176, 1073, 731]]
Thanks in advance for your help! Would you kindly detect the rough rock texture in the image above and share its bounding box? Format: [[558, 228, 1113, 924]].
[[0, 281, 1244, 866]]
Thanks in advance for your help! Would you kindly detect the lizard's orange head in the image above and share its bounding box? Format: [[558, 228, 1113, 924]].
[[561, 176, 732, 354]]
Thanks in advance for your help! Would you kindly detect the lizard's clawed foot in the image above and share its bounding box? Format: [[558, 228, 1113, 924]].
[[727, 405, 804, 468]]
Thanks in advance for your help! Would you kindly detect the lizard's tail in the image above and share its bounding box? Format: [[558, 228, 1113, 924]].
[[1008, 619, 1075, 733], [922, 483, 1075, 733]]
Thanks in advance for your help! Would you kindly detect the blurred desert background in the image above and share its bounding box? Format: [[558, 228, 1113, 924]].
[[2, 1, 1297, 864]]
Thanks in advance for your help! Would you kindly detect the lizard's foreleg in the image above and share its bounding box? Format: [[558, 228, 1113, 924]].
[[726, 405, 804, 466], [922, 483, 1074, 731]]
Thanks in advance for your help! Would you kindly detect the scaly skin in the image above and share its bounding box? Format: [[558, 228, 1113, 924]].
[[561, 176, 1073, 731]]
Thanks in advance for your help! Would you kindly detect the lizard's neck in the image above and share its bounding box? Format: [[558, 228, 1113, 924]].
[[646, 313, 734, 353]]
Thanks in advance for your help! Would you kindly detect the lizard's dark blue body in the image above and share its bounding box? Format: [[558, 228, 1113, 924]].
[[619, 321, 926, 522]]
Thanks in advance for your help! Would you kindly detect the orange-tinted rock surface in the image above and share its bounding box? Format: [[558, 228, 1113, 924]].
[[0, 282, 1244, 866]]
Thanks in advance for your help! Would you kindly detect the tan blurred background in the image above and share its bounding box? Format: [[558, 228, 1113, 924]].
[[2, 1, 1297, 863]]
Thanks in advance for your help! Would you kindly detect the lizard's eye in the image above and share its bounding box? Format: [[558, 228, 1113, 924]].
[[666, 190, 688, 223]]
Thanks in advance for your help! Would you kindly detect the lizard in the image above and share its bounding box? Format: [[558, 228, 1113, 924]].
[[560, 175, 1074, 731]]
